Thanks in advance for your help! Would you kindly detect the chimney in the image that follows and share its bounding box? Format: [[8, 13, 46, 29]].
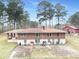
[[43, 26, 45, 30]]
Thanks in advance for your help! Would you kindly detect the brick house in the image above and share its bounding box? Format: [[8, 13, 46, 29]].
[[6, 28, 66, 45]]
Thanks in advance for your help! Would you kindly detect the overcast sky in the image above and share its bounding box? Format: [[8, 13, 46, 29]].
[[23, 0, 79, 24]]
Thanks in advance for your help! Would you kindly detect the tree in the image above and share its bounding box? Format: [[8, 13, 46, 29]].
[[30, 21, 38, 28], [0, 1, 5, 17], [55, 3, 67, 29], [69, 12, 79, 27], [47, 8, 55, 27], [0, 1, 6, 32], [6, 0, 24, 29], [37, 0, 54, 27], [17, 11, 30, 29]]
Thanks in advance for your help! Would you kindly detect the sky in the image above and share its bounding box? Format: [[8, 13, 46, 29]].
[[22, 0, 79, 25]]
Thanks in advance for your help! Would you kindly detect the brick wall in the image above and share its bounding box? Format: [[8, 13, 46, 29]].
[[17, 33, 65, 39]]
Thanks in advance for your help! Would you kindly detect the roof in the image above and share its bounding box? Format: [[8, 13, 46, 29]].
[[5, 28, 66, 33], [63, 25, 78, 29]]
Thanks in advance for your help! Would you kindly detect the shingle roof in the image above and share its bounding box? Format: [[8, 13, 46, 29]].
[[5, 28, 66, 33]]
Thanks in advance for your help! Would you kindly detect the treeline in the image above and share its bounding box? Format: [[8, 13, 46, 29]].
[[68, 12, 79, 27], [0, 0, 38, 32]]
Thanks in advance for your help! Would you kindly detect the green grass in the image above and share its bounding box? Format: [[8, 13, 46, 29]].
[[0, 34, 16, 59]]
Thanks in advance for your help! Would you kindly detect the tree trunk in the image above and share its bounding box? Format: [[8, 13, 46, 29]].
[[58, 16, 60, 29], [52, 19, 53, 28], [2, 23, 4, 32], [49, 19, 51, 28], [45, 20, 47, 28], [39, 22, 41, 27], [14, 20, 16, 30], [9, 22, 11, 30]]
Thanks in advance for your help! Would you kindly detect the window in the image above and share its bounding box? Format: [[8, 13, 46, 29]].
[[47, 34, 49, 36], [57, 33, 60, 40], [13, 33, 15, 37], [47, 33, 51, 36], [36, 33, 39, 36], [36, 33, 40, 37], [57, 33, 59, 36], [49, 33, 51, 36], [11, 33, 13, 39], [8, 33, 12, 39]]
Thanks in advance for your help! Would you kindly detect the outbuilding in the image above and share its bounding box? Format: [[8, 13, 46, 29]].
[[63, 25, 79, 33]]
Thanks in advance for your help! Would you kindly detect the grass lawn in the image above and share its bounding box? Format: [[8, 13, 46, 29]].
[[31, 46, 50, 58], [0, 34, 16, 59], [66, 35, 79, 51]]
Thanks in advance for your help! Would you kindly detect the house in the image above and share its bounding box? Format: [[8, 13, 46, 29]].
[[63, 25, 79, 33], [5, 27, 66, 45]]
